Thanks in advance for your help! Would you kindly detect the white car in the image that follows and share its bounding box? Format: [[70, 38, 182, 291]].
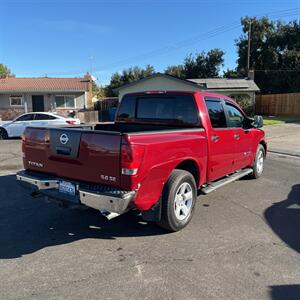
[[0, 112, 81, 139]]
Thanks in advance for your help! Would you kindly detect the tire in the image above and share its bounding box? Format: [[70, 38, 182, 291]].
[[0, 129, 8, 140], [249, 144, 265, 179], [157, 169, 197, 232]]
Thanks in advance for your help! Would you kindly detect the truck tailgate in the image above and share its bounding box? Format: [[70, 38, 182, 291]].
[[23, 127, 122, 186]]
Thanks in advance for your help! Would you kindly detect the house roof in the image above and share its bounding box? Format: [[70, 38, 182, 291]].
[[114, 73, 260, 93], [0, 77, 89, 93], [113, 73, 199, 92], [187, 78, 260, 91]]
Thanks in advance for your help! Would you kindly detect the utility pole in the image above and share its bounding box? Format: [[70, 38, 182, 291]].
[[247, 19, 252, 75]]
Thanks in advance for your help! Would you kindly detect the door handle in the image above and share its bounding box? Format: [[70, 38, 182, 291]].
[[211, 135, 220, 142], [234, 134, 240, 139]]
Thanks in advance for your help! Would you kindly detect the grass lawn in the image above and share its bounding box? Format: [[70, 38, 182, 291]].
[[263, 116, 300, 126]]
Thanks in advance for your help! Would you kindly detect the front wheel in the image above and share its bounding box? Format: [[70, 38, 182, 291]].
[[249, 144, 265, 179], [157, 169, 197, 232], [0, 129, 8, 140]]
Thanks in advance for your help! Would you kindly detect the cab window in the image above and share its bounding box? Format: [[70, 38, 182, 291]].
[[116, 96, 136, 122], [205, 99, 227, 128], [225, 103, 245, 128], [117, 94, 200, 126], [136, 96, 199, 125]]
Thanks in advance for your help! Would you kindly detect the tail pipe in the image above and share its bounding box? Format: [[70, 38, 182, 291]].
[[100, 209, 120, 220]]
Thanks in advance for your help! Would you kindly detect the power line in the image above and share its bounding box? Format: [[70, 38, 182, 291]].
[[46, 22, 242, 76], [4, 0, 300, 3], [255, 69, 300, 72], [43, 7, 300, 77]]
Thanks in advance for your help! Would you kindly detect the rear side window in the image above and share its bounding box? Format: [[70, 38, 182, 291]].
[[205, 100, 227, 128], [117, 94, 199, 126]]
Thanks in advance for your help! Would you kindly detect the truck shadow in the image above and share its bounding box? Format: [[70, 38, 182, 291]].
[[269, 284, 300, 300], [0, 175, 167, 259], [264, 183, 300, 253]]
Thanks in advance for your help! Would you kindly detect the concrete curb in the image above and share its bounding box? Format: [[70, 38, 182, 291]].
[[268, 149, 300, 158]]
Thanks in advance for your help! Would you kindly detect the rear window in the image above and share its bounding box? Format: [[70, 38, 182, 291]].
[[34, 114, 56, 120], [117, 96, 136, 122], [117, 94, 200, 126]]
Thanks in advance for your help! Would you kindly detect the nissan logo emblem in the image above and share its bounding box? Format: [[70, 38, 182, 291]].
[[60, 134, 69, 145]]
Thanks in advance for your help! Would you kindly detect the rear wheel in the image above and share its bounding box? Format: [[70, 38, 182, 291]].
[[157, 169, 197, 232], [249, 144, 265, 179], [0, 129, 8, 140]]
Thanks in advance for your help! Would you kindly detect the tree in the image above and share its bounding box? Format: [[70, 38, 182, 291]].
[[95, 86, 106, 99], [236, 17, 300, 93], [223, 68, 240, 79], [0, 64, 14, 78], [105, 65, 155, 96], [185, 49, 224, 78], [92, 81, 106, 99], [164, 65, 186, 79], [165, 49, 225, 79]]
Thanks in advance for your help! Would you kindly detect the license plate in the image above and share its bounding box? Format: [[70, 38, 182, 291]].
[[59, 181, 76, 196]]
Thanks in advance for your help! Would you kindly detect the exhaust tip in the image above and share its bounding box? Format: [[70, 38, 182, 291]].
[[100, 209, 120, 220]]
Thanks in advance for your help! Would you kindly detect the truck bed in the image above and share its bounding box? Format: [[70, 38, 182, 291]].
[[94, 123, 199, 134], [22, 123, 202, 189]]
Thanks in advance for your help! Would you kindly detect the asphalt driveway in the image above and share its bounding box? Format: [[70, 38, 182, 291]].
[[0, 140, 299, 300]]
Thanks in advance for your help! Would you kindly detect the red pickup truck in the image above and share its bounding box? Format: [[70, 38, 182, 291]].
[[17, 91, 266, 231]]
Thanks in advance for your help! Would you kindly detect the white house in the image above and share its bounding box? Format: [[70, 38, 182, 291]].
[[114, 73, 260, 109], [0, 73, 93, 121]]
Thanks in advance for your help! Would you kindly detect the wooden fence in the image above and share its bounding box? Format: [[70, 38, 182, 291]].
[[255, 93, 300, 116], [77, 111, 100, 124]]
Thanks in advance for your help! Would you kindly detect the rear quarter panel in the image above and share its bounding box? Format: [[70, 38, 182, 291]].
[[125, 129, 208, 211]]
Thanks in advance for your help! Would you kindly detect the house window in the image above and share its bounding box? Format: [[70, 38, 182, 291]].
[[10, 96, 23, 107], [55, 95, 76, 108]]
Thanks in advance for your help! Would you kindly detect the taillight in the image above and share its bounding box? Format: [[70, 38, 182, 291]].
[[121, 140, 145, 176], [66, 120, 76, 125]]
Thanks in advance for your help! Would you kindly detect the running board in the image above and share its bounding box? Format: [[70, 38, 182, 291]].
[[201, 168, 253, 194]]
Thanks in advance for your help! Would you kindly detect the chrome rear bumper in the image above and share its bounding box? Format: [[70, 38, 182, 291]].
[[16, 172, 59, 190], [16, 170, 135, 215]]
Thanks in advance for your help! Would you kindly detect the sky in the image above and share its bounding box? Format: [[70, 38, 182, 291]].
[[1, 0, 299, 85]]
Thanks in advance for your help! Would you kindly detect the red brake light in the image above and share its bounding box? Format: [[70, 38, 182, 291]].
[[145, 90, 166, 94], [66, 120, 76, 125], [121, 139, 145, 175]]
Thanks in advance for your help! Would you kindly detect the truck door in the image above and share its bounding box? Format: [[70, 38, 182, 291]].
[[224, 102, 253, 171], [204, 98, 235, 182]]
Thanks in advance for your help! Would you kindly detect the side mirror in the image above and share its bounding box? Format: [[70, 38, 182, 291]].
[[253, 115, 263, 128]]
